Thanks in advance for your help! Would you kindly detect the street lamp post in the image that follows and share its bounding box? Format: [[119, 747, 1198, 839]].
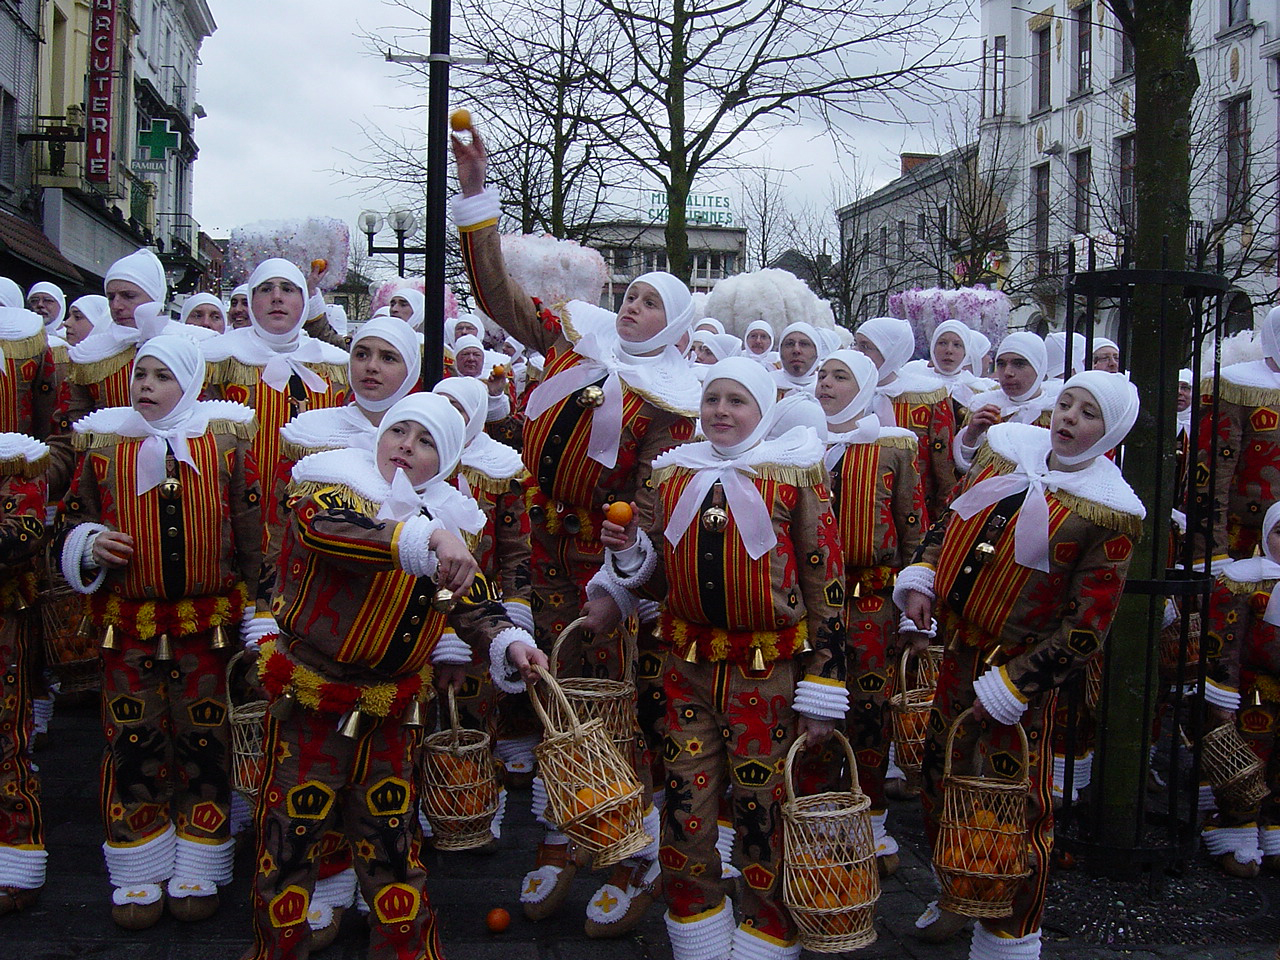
[[358, 207, 429, 279]]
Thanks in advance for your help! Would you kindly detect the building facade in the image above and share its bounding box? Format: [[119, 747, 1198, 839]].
[[587, 220, 746, 310]]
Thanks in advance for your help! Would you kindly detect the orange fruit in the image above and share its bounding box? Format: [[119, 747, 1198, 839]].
[[310, 258, 328, 274], [485, 907, 510, 933], [450, 108, 473, 131], [605, 502, 633, 525]]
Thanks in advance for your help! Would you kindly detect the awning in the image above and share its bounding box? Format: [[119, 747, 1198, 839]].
[[0, 208, 83, 285]]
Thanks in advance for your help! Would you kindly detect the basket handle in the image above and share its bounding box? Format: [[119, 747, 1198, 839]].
[[550, 615, 637, 685], [942, 705, 1031, 782], [527, 662, 585, 739], [446, 685, 462, 736], [782, 728, 863, 805], [225, 649, 247, 708]]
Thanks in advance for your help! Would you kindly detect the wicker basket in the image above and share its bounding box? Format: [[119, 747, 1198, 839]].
[[914, 645, 945, 691], [890, 647, 939, 790], [934, 708, 1032, 919], [1197, 721, 1268, 812], [420, 687, 500, 850], [781, 730, 879, 952], [546, 617, 638, 759], [39, 555, 99, 694], [1158, 612, 1201, 684], [530, 664, 647, 867], [226, 650, 268, 801]]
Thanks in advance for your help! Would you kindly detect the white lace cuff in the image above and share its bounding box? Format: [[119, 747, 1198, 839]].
[[486, 392, 511, 422], [61, 522, 109, 594], [1204, 680, 1241, 711], [397, 514, 444, 578], [307, 291, 327, 324], [893, 564, 935, 611], [489, 626, 535, 694], [973, 666, 1028, 725], [431, 632, 473, 665], [792, 677, 850, 721], [953, 432, 981, 474], [451, 188, 501, 228], [503, 599, 534, 633], [607, 533, 656, 589], [586, 566, 639, 620]]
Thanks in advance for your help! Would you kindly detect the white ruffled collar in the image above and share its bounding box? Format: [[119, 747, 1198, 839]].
[[0, 433, 48, 462], [202, 325, 348, 368], [0, 310, 45, 342], [875, 368, 947, 399], [462, 433, 524, 480], [68, 324, 139, 365], [73, 400, 254, 437], [1220, 359, 1280, 391], [280, 405, 376, 452], [968, 382, 1061, 423], [654, 424, 824, 474]]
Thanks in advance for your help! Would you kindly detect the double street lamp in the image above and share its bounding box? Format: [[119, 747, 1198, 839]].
[[358, 207, 429, 278]]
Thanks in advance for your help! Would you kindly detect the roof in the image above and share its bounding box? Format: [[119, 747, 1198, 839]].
[[0, 209, 83, 285]]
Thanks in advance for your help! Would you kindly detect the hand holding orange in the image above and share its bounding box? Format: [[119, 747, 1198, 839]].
[[605, 502, 634, 526], [450, 108, 473, 131]]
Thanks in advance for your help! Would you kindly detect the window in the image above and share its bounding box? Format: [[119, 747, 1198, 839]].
[[1074, 5, 1092, 94], [1033, 163, 1051, 264], [1117, 134, 1136, 232], [898, 220, 907, 258], [1072, 149, 1091, 235], [984, 35, 1007, 117], [916, 211, 928, 242], [937, 205, 949, 246], [1118, 27, 1134, 76], [879, 225, 888, 259], [1034, 26, 1051, 113], [1226, 95, 1251, 216], [642, 250, 668, 273], [0, 90, 15, 186], [1227, 0, 1249, 27]]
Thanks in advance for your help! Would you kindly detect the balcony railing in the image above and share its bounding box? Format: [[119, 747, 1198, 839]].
[[156, 213, 200, 258], [23, 116, 86, 187]]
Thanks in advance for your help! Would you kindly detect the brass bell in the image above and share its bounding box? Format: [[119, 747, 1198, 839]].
[[154, 633, 173, 662], [431, 589, 457, 614], [209, 624, 231, 651], [974, 542, 997, 564], [158, 477, 182, 501], [75, 615, 96, 640], [269, 690, 297, 721], [983, 645, 1004, 667], [799, 634, 814, 654], [11, 593, 27, 612], [852, 581, 863, 599], [338, 708, 364, 739], [528, 505, 546, 524], [577, 385, 606, 408], [562, 514, 582, 536], [100, 624, 118, 651], [682, 640, 699, 664], [700, 506, 729, 533], [749, 646, 767, 673], [402, 699, 425, 728], [1251, 688, 1264, 707]]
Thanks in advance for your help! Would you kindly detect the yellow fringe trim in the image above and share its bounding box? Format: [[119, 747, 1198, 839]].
[[651, 460, 827, 489], [50, 344, 68, 365], [877, 434, 918, 451], [460, 464, 527, 496], [0, 453, 49, 478], [209, 357, 348, 388], [1220, 574, 1279, 596], [257, 639, 433, 717], [287, 480, 380, 517], [279, 437, 342, 463], [1215, 378, 1280, 409], [969, 447, 1145, 539], [893, 385, 949, 406], [68, 347, 134, 384], [73, 417, 256, 452], [2, 331, 46, 362], [664, 614, 807, 663]]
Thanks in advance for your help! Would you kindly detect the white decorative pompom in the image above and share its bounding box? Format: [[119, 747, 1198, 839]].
[[226, 217, 351, 290], [499, 234, 608, 307], [367, 278, 459, 323], [702, 267, 837, 341]]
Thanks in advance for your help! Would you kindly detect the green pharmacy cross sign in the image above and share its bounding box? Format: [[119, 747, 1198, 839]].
[[138, 120, 180, 160]]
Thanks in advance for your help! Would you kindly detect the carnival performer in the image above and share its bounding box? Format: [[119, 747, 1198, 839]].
[[1092, 337, 1121, 373], [243, 393, 545, 960], [0, 434, 52, 915], [744, 319, 780, 369], [26, 283, 65, 340], [432, 375, 534, 821], [449, 334, 519, 442], [815, 349, 924, 874], [453, 127, 699, 934], [904, 320, 996, 424], [226, 285, 251, 330], [772, 321, 825, 396], [180, 293, 228, 335], [594, 356, 847, 960], [62, 295, 111, 348], [1201, 499, 1280, 877], [1043, 332, 1085, 383], [954, 332, 1057, 473], [896, 371, 1143, 958], [388, 287, 426, 331], [59, 335, 260, 929], [202, 258, 347, 565], [1196, 305, 1280, 560], [856, 316, 957, 525]]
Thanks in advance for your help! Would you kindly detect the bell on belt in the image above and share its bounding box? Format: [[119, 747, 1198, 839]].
[[76, 615, 96, 640], [982, 645, 1005, 667], [11, 593, 27, 612], [800, 634, 814, 654], [401, 699, 425, 728], [577, 385, 606, 408], [682, 640, 699, 664], [154, 633, 173, 662], [562, 513, 582, 535], [431, 589, 457, 613], [973, 542, 997, 564], [528, 504, 546, 524], [100, 624, 118, 652], [700, 506, 729, 533], [158, 476, 182, 500], [1251, 688, 1264, 708], [338, 708, 364, 739], [269, 690, 297, 721], [749, 646, 767, 673], [209, 624, 231, 650]]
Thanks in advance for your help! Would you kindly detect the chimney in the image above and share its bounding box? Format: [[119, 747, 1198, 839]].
[[900, 153, 939, 175]]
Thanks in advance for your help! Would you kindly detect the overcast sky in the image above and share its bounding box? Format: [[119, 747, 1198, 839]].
[[192, 0, 962, 255]]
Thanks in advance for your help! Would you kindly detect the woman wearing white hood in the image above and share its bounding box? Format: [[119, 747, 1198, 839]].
[[202, 258, 349, 522], [904, 320, 997, 418], [772, 320, 825, 395], [62, 248, 169, 426], [856, 316, 958, 526], [955, 332, 1059, 473], [454, 126, 701, 935], [896, 371, 1142, 958]]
